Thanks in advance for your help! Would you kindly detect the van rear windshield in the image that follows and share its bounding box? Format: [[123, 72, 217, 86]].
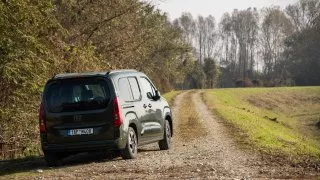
[[45, 78, 110, 113]]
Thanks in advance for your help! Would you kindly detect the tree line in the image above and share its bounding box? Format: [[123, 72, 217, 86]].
[[0, 0, 195, 159], [173, 0, 320, 88]]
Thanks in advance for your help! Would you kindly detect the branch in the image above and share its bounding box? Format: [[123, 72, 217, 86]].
[[85, 4, 139, 41]]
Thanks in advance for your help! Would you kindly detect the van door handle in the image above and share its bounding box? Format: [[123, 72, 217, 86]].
[[122, 105, 134, 109], [143, 104, 147, 108], [148, 104, 152, 108]]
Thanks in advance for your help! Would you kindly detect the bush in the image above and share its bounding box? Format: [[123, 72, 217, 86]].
[[235, 79, 253, 87]]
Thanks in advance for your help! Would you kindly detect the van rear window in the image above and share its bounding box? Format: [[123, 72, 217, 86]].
[[45, 78, 110, 113]]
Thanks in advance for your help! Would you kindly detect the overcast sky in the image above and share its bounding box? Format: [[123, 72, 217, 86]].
[[155, 0, 298, 21]]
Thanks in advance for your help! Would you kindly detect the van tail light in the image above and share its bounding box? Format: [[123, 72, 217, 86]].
[[112, 97, 123, 127], [39, 102, 47, 133]]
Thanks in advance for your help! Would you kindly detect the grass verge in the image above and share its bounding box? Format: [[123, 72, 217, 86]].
[[163, 90, 181, 106], [202, 87, 320, 165]]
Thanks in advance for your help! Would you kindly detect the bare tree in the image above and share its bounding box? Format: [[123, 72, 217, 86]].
[[195, 15, 217, 64], [286, 0, 320, 32], [178, 12, 196, 45], [261, 7, 293, 81], [196, 16, 206, 63], [204, 15, 217, 59]]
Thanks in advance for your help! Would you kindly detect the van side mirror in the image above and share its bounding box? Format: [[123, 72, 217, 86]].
[[154, 90, 161, 101], [147, 91, 161, 101]]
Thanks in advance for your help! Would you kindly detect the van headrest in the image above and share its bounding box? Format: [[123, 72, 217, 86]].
[[81, 90, 93, 101]]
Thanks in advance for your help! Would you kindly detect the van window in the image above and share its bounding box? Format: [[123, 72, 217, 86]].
[[128, 77, 141, 101], [140, 77, 156, 99], [118, 78, 133, 102], [45, 78, 110, 113]]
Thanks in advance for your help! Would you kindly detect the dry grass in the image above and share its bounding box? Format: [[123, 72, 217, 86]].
[[178, 91, 207, 141], [245, 88, 320, 142]]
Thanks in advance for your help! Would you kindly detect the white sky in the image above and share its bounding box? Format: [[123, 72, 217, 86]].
[[155, 0, 298, 21]]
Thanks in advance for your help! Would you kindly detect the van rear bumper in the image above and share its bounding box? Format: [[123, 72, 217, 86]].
[[42, 139, 122, 153]]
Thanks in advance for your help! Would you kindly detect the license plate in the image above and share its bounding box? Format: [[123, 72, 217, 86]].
[[68, 128, 93, 136]]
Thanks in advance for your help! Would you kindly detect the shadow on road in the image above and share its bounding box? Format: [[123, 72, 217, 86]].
[[0, 146, 162, 176], [0, 152, 119, 176], [138, 149, 160, 153]]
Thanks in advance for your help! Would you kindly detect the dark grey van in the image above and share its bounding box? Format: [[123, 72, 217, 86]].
[[39, 70, 172, 166]]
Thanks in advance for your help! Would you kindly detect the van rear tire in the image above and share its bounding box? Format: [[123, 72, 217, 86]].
[[121, 127, 138, 159]]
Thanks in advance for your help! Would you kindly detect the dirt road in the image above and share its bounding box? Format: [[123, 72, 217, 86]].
[[1, 91, 318, 179]]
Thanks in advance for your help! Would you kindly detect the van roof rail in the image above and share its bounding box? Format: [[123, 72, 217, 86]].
[[107, 69, 138, 74], [51, 69, 138, 79]]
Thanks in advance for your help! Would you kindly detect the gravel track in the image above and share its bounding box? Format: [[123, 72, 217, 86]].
[[1, 91, 319, 179]]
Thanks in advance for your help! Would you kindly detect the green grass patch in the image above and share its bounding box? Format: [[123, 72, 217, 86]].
[[163, 91, 181, 106], [203, 87, 320, 162]]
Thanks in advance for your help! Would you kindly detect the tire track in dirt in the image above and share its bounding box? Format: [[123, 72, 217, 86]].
[[190, 91, 260, 179]]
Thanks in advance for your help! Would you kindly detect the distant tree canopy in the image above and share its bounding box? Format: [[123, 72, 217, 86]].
[[173, 0, 320, 87], [285, 0, 320, 86]]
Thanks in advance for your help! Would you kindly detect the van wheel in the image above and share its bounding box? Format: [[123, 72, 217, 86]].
[[121, 127, 138, 159], [44, 152, 62, 167], [158, 120, 171, 150]]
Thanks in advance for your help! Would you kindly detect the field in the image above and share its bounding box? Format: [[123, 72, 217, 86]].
[[203, 87, 320, 163]]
